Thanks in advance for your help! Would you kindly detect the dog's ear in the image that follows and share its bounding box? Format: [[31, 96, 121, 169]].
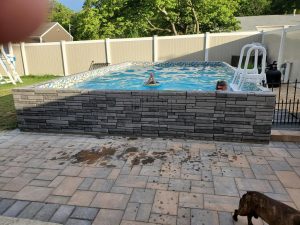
[[242, 193, 248, 198]]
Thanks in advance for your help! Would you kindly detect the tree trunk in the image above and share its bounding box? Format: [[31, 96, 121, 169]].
[[146, 18, 172, 33], [171, 23, 178, 35], [185, 25, 189, 34], [191, 8, 199, 34], [158, 7, 178, 35], [188, 0, 200, 34]]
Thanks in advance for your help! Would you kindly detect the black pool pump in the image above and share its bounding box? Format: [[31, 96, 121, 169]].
[[266, 61, 281, 88]]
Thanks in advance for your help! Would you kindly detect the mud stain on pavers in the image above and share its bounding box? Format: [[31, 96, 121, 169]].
[[72, 147, 116, 164], [47, 137, 239, 170], [125, 147, 139, 153]]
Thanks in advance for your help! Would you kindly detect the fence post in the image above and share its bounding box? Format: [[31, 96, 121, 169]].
[[204, 32, 210, 61], [105, 38, 112, 64], [261, 30, 265, 45], [153, 35, 158, 62], [20, 42, 29, 75], [277, 27, 287, 69], [60, 40, 69, 76]]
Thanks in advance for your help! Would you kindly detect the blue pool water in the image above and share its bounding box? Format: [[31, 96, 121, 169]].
[[72, 62, 235, 91]]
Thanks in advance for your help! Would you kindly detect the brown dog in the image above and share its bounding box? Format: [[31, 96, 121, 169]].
[[233, 191, 300, 225]]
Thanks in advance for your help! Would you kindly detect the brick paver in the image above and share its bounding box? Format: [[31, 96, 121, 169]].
[[36, 170, 60, 181], [18, 202, 45, 219], [50, 205, 75, 224], [92, 209, 123, 225], [191, 209, 219, 225], [14, 186, 53, 202], [34, 203, 60, 222], [0, 130, 299, 225], [68, 190, 96, 207], [91, 192, 130, 210], [152, 190, 179, 216], [275, 171, 300, 188], [3, 200, 30, 217], [71, 206, 99, 220], [213, 176, 238, 197], [130, 188, 155, 204], [52, 177, 84, 196], [179, 192, 203, 208]]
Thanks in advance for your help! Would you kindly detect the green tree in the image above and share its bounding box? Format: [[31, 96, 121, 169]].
[[236, 0, 271, 16], [90, 0, 240, 38], [196, 0, 240, 32], [49, 0, 74, 32], [269, 0, 300, 14], [70, 0, 240, 40], [72, 0, 101, 40]]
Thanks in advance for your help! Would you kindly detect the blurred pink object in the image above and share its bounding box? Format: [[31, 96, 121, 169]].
[[0, 0, 48, 43]]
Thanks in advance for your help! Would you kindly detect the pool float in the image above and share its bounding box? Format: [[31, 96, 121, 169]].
[[144, 82, 160, 87]]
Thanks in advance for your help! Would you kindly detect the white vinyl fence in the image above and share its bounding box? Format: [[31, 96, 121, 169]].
[[7, 31, 263, 76]]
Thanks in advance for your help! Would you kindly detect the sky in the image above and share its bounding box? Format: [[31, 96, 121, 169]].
[[58, 0, 85, 11]]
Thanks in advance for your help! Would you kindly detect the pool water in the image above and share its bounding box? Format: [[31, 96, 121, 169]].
[[72, 63, 236, 91]]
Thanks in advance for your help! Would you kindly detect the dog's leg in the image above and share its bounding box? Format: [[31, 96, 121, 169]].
[[253, 211, 258, 219], [247, 214, 253, 225], [232, 209, 238, 221]]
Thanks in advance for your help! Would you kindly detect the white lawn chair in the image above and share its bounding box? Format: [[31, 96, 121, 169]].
[[0, 45, 22, 85]]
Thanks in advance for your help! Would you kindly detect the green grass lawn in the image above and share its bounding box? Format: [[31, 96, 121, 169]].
[[0, 75, 57, 131]]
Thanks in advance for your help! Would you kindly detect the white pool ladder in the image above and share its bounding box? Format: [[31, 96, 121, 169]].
[[0, 44, 22, 85], [230, 43, 267, 91]]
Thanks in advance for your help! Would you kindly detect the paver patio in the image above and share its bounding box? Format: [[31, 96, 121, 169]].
[[0, 129, 299, 225]]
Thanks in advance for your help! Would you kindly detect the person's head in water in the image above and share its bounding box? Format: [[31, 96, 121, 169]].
[[146, 72, 156, 84], [216, 80, 228, 91]]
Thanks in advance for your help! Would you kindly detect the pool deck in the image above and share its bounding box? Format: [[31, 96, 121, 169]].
[[0, 130, 299, 225]]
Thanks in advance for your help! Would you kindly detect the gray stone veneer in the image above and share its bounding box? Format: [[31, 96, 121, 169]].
[[13, 88, 275, 143]]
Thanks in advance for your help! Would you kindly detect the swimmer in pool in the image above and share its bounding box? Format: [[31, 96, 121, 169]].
[[145, 73, 158, 85], [216, 80, 228, 91]]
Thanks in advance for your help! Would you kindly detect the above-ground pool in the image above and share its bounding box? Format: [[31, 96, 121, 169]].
[[14, 61, 276, 143], [40, 62, 262, 91], [72, 62, 234, 91]]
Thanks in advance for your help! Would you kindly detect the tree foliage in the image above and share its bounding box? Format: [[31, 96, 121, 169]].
[[269, 0, 300, 14], [81, 0, 240, 39], [49, 0, 74, 32], [50, 0, 299, 40], [71, 0, 101, 40], [237, 0, 300, 16], [237, 0, 271, 16]]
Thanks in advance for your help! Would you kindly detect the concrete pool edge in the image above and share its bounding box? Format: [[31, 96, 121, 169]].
[[12, 87, 276, 143]]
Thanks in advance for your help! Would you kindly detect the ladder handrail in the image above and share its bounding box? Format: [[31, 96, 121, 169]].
[[231, 44, 268, 91], [237, 44, 255, 70], [243, 45, 266, 75]]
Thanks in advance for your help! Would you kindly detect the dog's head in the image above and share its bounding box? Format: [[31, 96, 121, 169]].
[[238, 192, 255, 214]]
